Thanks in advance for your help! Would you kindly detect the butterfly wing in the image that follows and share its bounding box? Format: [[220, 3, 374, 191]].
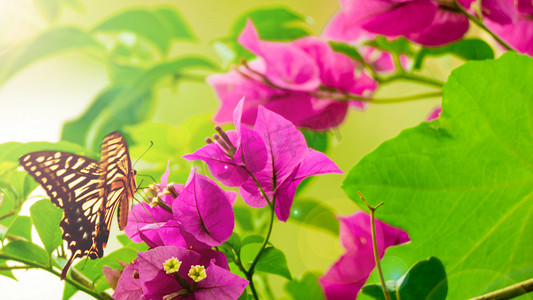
[[93, 132, 137, 256], [19, 151, 104, 279]]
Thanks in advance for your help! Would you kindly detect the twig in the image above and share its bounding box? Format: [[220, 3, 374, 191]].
[[358, 191, 391, 300], [468, 277, 533, 300]]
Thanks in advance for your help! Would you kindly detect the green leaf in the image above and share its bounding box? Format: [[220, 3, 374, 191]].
[[63, 283, 77, 300], [3, 240, 49, 265], [289, 198, 338, 235], [224, 232, 242, 256], [342, 52, 533, 299], [61, 85, 152, 151], [0, 259, 15, 280], [6, 216, 32, 242], [234, 206, 255, 232], [284, 271, 324, 300], [301, 129, 329, 153], [255, 247, 292, 280], [329, 41, 363, 62], [116, 234, 149, 252], [218, 6, 310, 63], [241, 234, 264, 247], [33, 0, 60, 22], [0, 141, 94, 163], [153, 6, 196, 41], [0, 26, 101, 86], [361, 281, 398, 300], [414, 39, 494, 70], [362, 257, 447, 300], [30, 199, 63, 255], [73, 247, 137, 281], [62, 56, 216, 151], [366, 36, 413, 56], [230, 6, 309, 41], [93, 6, 195, 54]]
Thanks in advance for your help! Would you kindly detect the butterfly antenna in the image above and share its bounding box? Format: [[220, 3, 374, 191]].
[[136, 174, 158, 185], [132, 141, 153, 169]]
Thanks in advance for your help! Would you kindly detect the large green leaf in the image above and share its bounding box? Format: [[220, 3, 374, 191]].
[[92, 6, 195, 54], [30, 199, 63, 255], [0, 26, 101, 86], [343, 53, 533, 299]]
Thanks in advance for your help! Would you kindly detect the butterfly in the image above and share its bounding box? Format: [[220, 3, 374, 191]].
[[19, 131, 137, 279]]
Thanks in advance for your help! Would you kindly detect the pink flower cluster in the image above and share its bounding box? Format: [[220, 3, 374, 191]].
[[185, 98, 342, 221], [112, 167, 248, 300], [209, 20, 377, 130], [324, 0, 471, 46]]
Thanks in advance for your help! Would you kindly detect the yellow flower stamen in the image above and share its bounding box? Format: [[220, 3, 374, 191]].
[[188, 265, 207, 282], [163, 257, 182, 274]]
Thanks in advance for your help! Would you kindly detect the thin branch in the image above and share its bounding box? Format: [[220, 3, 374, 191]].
[[358, 191, 391, 300], [468, 278, 533, 300], [0, 254, 112, 300]]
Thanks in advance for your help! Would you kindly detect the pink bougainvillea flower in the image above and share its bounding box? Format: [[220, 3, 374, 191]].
[[186, 98, 342, 221], [183, 100, 267, 187], [114, 246, 247, 300], [318, 211, 409, 300], [125, 166, 235, 249], [208, 20, 377, 130], [324, 0, 469, 46], [483, 0, 533, 55], [124, 164, 184, 247], [113, 263, 144, 300], [172, 170, 235, 247]]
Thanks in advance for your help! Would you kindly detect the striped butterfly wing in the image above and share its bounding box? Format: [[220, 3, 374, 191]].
[[19, 151, 104, 279], [93, 132, 137, 257]]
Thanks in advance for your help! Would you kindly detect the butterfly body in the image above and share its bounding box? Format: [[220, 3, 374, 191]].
[[19, 132, 136, 279]]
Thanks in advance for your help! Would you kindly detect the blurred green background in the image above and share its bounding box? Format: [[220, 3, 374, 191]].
[[0, 0, 446, 298]]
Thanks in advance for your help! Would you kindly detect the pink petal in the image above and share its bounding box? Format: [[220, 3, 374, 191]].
[[253, 105, 308, 184], [322, 11, 372, 43], [173, 171, 234, 246], [113, 263, 144, 300], [194, 260, 249, 299], [486, 16, 533, 55], [182, 139, 249, 187], [406, 8, 469, 46], [482, 0, 518, 24], [358, 0, 438, 36], [238, 20, 321, 91]]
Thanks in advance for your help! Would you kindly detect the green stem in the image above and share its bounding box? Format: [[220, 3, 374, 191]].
[[245, 203, 275, 300], [468, 278, 533, 300], [358, 191, 391, 300], [451, 0, 514, 51], [0, 253, 112, 300], [379, 73, 444, 87], [0, 265, 37, 270], [314, 90, 442, 103]]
